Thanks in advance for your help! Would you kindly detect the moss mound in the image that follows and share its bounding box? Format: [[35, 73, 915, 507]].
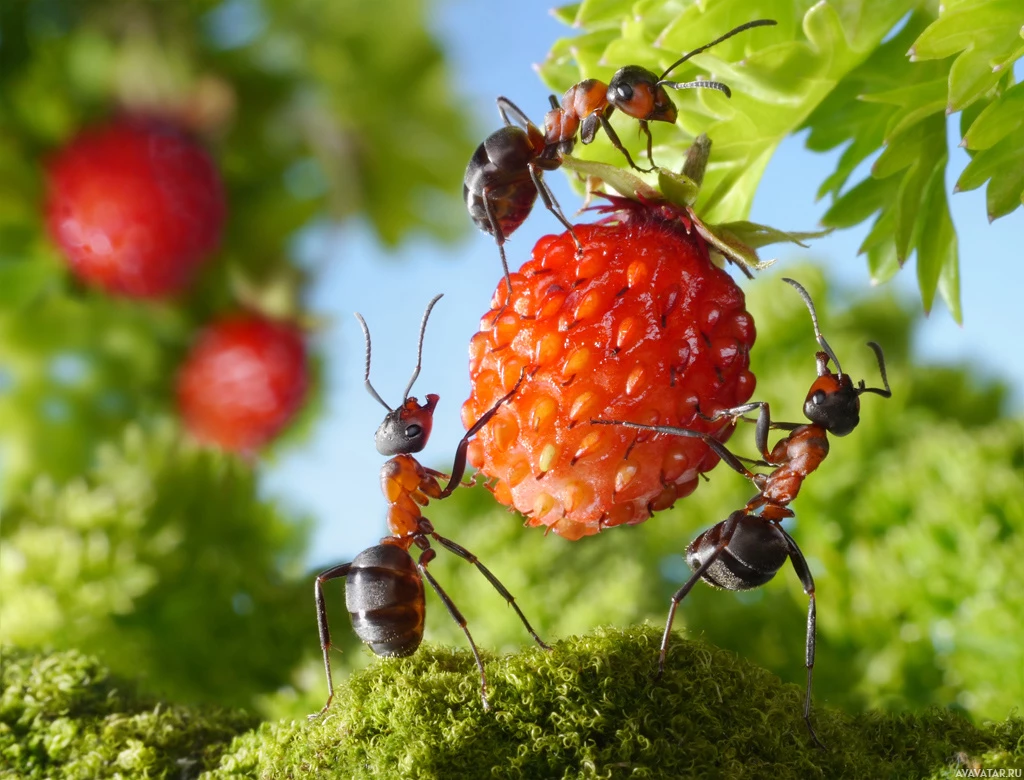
[[210, 626, 1022, 778], [0, 646, 256, 779], [4, 630, 1022, 778]]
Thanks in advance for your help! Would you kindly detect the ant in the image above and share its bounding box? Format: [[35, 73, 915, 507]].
[[592, 277, 891, 748], [464, 19, 776, 302], [311, 294, 549, 717]]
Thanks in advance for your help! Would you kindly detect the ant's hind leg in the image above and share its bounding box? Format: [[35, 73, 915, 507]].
[[432, 531, 551, 652], [417, 547, 491, 711], [528, 165, 583, 257], [310, 562, 352, 719]]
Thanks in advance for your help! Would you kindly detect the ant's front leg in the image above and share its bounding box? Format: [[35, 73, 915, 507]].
[[700, 402, 798, 463], [439, 370, 526, 498]]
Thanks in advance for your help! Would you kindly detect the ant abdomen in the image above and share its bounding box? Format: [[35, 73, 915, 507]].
[[346, 544, 425, 657], [686, 511, 789, 591]]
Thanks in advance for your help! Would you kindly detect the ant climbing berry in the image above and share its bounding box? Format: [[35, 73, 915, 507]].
[[464, 95, 582, 306], [592, 277, 891, 748], [464, 19, 776, 303], [311, 294, 550, 718]]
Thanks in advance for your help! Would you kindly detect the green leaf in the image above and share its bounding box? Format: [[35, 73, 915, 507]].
[[822, 176, 890, 229], [866, 235, 901, 285], [962, 81, 1024, 149], [916, 163, 955, 315], [956, 124, 1024, 220], [909, 0, 1024, 112]]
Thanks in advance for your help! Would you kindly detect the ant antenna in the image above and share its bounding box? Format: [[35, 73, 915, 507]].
[[402, 293, 444, 402], [658, 79, 733, 98], [782, 277, 844, 376], [858, 342, 892, 398], [657, 18, 777, 84], [355, 312, 392, 412]]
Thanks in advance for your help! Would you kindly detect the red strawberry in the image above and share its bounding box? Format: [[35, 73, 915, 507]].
[[45, 117, 225, 298], [462, 197, 756, 540], [177, 314, 309, 453]]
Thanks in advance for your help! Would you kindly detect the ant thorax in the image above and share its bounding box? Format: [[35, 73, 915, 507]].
[[380, 454, 443, 538]]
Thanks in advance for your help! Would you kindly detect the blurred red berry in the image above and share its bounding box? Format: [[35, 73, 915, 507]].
[[462, 198, 756, 540], [177, 315, 309, 453], [45, 117, 225, 298]]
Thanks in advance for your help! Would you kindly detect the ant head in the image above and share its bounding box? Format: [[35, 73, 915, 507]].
[[785, 278, 892, 436], [356, 293, 444, 456], [606, 65, 678, 123], [803, 368, 860, 436], [374, 394, 439, 455]]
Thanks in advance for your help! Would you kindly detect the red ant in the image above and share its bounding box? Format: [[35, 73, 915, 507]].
[[592, 277, 891, 748], [311, 294, 549, 717], [464, 19, 776, 301]]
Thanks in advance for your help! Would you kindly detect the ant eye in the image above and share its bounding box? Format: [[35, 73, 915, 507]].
[[811, 390, 827, 406], [405, 424, 422, 439], [616, 83, 633, 101]]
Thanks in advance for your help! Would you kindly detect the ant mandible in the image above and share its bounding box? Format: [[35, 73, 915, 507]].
[[311, 294, 550, 717], [592, 277, 891, 748], [464, 19, 777, 304]]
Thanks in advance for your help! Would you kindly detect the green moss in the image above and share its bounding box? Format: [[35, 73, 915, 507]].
[[0, 646, 256, 779], [6, 635, 1021, 779], [209, 626, 1022, 779]]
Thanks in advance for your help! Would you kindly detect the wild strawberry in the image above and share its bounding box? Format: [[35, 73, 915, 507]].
[[45, 117, 225, 298], [461, 197, 756, 540], [177, 314, 309, 453]]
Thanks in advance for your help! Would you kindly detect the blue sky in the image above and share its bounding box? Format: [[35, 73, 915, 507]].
[[264, 0, 1024, 568]]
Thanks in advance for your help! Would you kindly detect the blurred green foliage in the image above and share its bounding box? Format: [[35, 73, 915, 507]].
[[1, 647, 257, 778], [0, 420, 320, 707], [397, 270, 1024, 724], [540, 0, 1024, 320]]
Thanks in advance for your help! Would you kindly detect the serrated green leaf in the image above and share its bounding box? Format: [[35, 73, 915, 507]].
[[572, 0, 634, 28], [858, 203, 897, 257], [937, 233, 963, 323], [962, 126, 1024, 219], [916, 163, 955, 314], [910, 0, 1024, 113], [947, 36, 1015, 112], [552, 3, 582, 26], [822, 176, 891, 229], [956, 125, 1024, 193], [866, 236, 901, 285], [909, 0, 1024, 61], [962, 81, 1024, 149]]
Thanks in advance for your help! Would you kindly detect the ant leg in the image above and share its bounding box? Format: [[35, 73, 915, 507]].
[[440, 371, 525, 498], [591, 418, 763, 480], [527, 164, 583, 258], [597, 113, 650, 172], [779, 526, 826, 750], [496, 96, 533, 131], [480, 186, 514, 307], [638, 120, 656, 169], [310, 562, 352, 719], [658, 512, 740, 674], [432, 531, 551, 651], [417, 547, 490, 711], [701, 402, 800, 462]]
